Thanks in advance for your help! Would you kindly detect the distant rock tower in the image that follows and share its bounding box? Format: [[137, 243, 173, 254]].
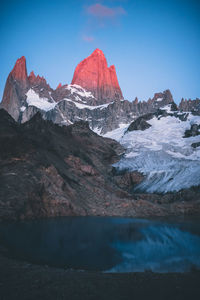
[[1, 56, 29, 121], [71, 49, 123, 104]]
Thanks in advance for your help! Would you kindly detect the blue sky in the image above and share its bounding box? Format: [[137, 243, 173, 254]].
[[0, 0, 199, 103]]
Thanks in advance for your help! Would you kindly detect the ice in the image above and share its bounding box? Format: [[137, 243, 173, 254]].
[[104, 124, 128, 141], [105, 113, 200, 193]]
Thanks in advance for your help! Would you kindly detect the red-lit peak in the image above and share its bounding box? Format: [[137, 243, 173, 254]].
[[56, 83, 62, 89], [92, 48, 104, 56], [29, 71, 35, 76], [71, 49, 123, 103], [11, 56, 27, 82], [29, 71, 36, 80], [15, 56, 26, 64], [109, 65, 116, 71], [28, 71, 47, 86], [36, 75, 45, 81]]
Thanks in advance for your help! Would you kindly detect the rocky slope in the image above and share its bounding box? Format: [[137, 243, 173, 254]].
[[0, 109, 126, 220], [0, 109, 200, 220]]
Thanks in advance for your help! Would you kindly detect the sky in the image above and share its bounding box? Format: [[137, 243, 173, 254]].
[[0, 0, 200, 103]]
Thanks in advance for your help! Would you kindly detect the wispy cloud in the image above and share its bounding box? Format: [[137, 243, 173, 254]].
[[86, 3, 126, 18], [82, 35, 95, 42], [81, 2, 126, 43]]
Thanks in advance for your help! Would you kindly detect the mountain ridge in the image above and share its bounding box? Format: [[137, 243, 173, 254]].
[[1, 50, 200, 135]]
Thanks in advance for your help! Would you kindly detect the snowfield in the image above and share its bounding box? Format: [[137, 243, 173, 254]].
[[65, 84, 95, 99], [62, 98, 113, 110], [104, 109, 200, 193], [26, 89, 56, 111], [24, 86, 113, 113]]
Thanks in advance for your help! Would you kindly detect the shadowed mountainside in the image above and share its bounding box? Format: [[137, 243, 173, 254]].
[[0, 109, 200, 220]]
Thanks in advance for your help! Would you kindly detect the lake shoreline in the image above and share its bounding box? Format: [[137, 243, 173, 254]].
[[0, 247, 200, 300]]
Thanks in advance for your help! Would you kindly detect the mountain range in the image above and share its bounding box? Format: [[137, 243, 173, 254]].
[[1, 49, 199, 134], [0, 49, 200, 220]]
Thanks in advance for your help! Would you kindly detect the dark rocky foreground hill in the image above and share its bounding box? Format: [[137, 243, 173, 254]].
[[0, 109, 200, 220], [0, 109, 123, 219], [0, 251, 200, 300]]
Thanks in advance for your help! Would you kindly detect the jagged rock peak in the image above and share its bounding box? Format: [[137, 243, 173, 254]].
[[153, 89, 174, 102], [56, 83, 62, 89], [1, 56, 29, 121], [28, 71, 36, 83], [29, 71, 36, 77], [91, 48, 104, 57], [28, 71, 47, 85], [11, 56, 28, 82], [179, 97, 200, 114], [71, 49, 123, 104]]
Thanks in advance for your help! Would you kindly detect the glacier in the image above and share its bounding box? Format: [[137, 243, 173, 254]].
[[104, 110, 200, 193]]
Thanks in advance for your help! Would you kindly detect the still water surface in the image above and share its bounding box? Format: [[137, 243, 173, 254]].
[[0, 216, 200, 272]]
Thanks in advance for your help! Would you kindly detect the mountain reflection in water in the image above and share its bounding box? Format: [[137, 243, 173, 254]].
[[0, 217, 200, 273]]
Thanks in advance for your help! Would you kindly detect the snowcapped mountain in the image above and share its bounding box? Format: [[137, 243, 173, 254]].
[[1, 49, 200, 195], [1, 50, 179, 134], [104, 104, 200, 193]]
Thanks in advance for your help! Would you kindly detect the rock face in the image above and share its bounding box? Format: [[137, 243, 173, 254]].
[[28, 71, 50, 89], [184, 124, 200, 138], [191, 142, 200, 148], [127, 114, 152, 131], [10, 56, 28, 83], [1, 56, 29, 121], [71, 49, 123, 104], [179, 98, 200, 115], [152, 90, 173, 103]]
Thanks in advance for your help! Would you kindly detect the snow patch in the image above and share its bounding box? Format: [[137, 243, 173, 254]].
[[20, 106, 26, 112], [63, 98, 113, 111], [156, 97, 163, 102], [65, 84, 95, 99], [26, 89, 56, 111], [160, 104, 172, 113]]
